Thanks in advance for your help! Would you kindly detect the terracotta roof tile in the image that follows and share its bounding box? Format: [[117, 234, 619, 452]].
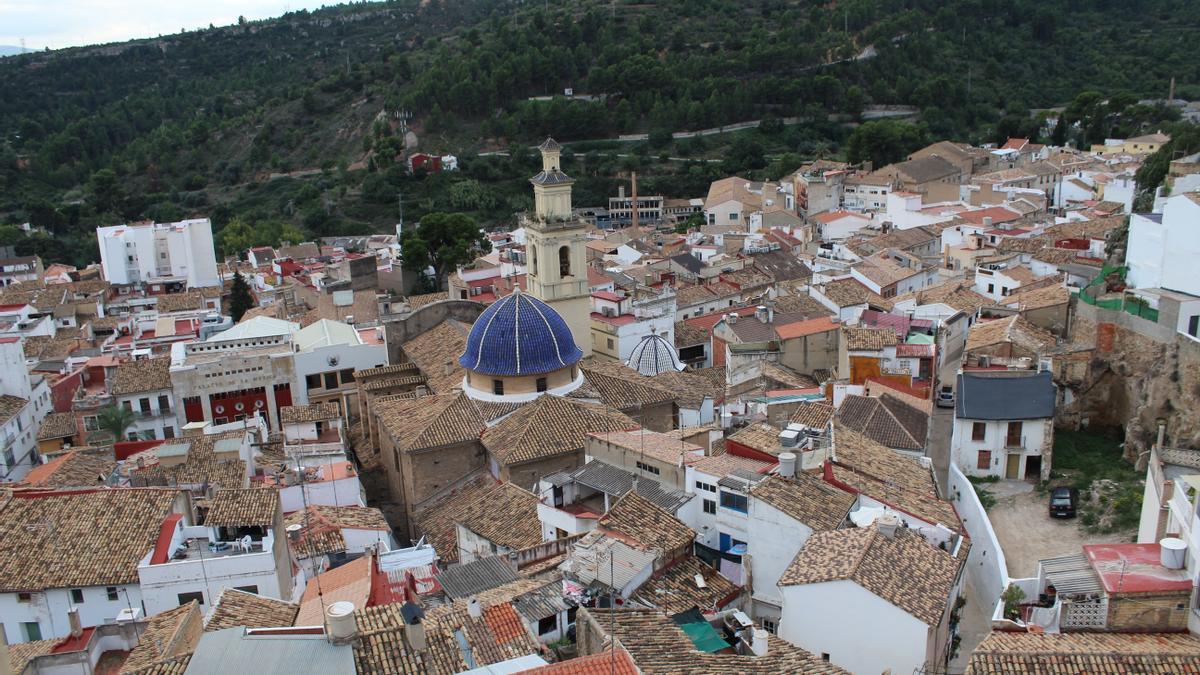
[[631, 555, 739, 614], [965, 314, 1056, 352], [412, 477, 541, 564], [789, 401, 835, 428], [581, 361, 676, 409], [843, 326, 898, 351], [131, 432, 248, 489], [204, 488, 279, 527], [401, 319, 470, 394], [0, 394, 26, 426], [780, 524, 964, 625], [36, 411, 78, 440], [20, 448, 115, 488], [205, 588, 299, 631], [120, 601, 202, 674], [110, 357, 172, 395], [376, 392, 485, 451], [0, 488, 181, 591], [751, 474, 854, 532], [966, 631, 1200, 674], [280, 402, 340, 424], [483, 395, 635, 466], [836, 394, 927, 451], [599, 491, 694, 554]]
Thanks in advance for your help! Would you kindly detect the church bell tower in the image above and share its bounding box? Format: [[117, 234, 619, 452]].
[[524, 138, 592, 357]]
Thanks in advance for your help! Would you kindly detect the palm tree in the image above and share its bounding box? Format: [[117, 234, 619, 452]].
[[97, 405, 136, 443]]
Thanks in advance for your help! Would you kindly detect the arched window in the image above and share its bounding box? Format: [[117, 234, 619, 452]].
[[529, 246, 536, 273], [559, 246, 571, 278]]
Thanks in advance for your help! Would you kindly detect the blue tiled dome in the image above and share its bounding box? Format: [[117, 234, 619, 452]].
[[627, 334, 685, 376], [460, 290, 583, 376]]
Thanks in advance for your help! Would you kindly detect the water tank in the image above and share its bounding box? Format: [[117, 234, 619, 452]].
[[326, 601, 358, 643], [1160, 537, 1187, 570], [778, 452, 797, 478], [876, 511, 900, 538]]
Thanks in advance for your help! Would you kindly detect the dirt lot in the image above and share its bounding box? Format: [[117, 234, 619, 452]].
[[987, 480, 1135, 578]]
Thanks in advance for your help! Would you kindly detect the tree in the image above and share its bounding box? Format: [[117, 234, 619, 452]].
[[96, 405, 136, 442], [846, 120, 928, 169], [400, 212, 487, 289], [88, 168, 124, 216], [229, 272, 254, 322]]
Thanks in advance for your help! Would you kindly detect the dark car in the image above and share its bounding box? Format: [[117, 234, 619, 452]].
[[936, 385, 955, 408], [1049, 487, 1079, 518]]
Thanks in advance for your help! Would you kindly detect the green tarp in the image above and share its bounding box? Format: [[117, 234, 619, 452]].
[[679, 621, 729, 653]]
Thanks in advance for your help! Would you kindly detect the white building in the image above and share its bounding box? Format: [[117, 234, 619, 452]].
[[137, 488, 296, 615], [292, 320, 388, 414], [951, 371, 1055, 481], [110, 356, 179, 441], [1127, 192, 1200, 297], [0, 335, 52, 481], [97, 218, 220, 288], [589, 289, 676, 364], [776, 518, 967, 675]]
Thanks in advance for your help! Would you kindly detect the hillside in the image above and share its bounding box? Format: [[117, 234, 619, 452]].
[[0, 0, 1197, 265]]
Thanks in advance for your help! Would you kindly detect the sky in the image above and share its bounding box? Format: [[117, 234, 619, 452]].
[[0, 1, 336, 50]]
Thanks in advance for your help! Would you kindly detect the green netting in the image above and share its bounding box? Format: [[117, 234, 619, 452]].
[[679, 621, 729, 653]]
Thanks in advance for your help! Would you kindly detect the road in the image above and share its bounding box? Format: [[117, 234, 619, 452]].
[[928, 351, 961, 494]]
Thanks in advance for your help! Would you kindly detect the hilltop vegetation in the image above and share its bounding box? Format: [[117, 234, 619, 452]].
[[0, 0, 1197, 265]]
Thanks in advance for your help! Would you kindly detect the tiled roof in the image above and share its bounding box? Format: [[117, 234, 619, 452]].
[[965, 314, 1056, 352], [582, 607, 846, 674], [156, 291, 205, 313], [21, 448, 115, 488], [966, 631, 1200, 674], [354, 600, 540, 674], [1003, 282, 1069, 311], [520, 649, 639, 675], [599, 491, 694, 554], [406, 291, 449, 309], [376, 392, 485, 451], [789, 401, 835, 429], [728, 422, 781, 456], [631, 555, 739, 614], [759, 361, 819, 389], [844, 326, 898, 351], [892, 280, 989, 315], [647, 368, 723, 409], [780, 524, 962, 625], [205, 588, 299, 631], [111, 357, 172, 395], [296, 556, 373, 626], [483, 394, 635, 466], [692, 452, 774, 478], [819, 278, 892, 310], [674, 321, 709, 347], [0, 488, 180, 591], [772, 292, 833, 317], [0, 394, 26, 426], [282, 505, 390, 557], [831, 423, 960, 529], [123, 654, 193, 675], [7, 639, 59, 674], [401, 319, 470, 394], [751, 474, 854, 531], [836, 394, 927, 451], [581, 361, 676, 409], [436, 555, 520, 599], [131, 432, 248, 489], [412, 477, 541, 563], [204, 488, 279, 527], [121, 601, 202, 674], [37, 411, 77, 440], [280, 402, 341, 424]]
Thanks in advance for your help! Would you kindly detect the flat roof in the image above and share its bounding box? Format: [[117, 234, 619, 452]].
[[1084, 543, 1191, 595]]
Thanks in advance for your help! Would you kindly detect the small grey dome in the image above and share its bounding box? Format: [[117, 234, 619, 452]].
[[626, 334, 685, 376]]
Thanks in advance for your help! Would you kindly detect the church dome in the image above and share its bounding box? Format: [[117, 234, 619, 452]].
[[460, 290, 583, 377], [626, 334, 685, 376]]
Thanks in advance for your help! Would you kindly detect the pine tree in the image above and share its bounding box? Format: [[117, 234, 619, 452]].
[[229, 272, 253, 322]]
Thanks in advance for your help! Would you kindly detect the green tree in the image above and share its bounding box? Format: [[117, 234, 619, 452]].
[[218, 218, 257, 257], [229, 271, 254, 322], [96, 405, 136, 442], [400, 212, 487, 289], [89, 168, 124, 216], [846, 120, 928, 169]]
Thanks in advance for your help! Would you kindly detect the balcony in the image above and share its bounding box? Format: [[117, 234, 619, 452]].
[[1004, 435, 1029, 451], [136, 408, 173, 419], [282, 427, 346, 457]]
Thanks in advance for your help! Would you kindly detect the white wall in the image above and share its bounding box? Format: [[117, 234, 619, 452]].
[[137, 528, 283, 615], [279, 476, 365, 511], [0, 584, 142, 643], [1159, 196, 1200, 296], [342, 527, 396, 554], [746, 500, 814, 610], [951, 417, 1050, 479], [947, 463, 1009, 604], [779, 579, 929, 675]]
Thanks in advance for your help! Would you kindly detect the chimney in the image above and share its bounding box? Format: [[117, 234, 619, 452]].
[[876, 511, 900, 539], [467, 597, 482, 619], [443, 360, 454, 375], [982, 216, 992, 229], [286, 523, 302, 543], [631, 172, 639, 232], [765, 299, 774, 323], [618, 184, 626, 200], [68, 608, 82, 638], [755, 305, 768, 322], [325, 601, 358, 644], [778, 452, 797, 478], [727, 313, 738, 325], [401, 601, 428, 652]]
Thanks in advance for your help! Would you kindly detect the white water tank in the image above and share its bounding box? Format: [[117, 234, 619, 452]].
[[1160, 537, 1187, 570], [877, 511, 900, 539], [326, 601, 358, 643], [749, 628, 769, 656], [778, 452, 797, 478]]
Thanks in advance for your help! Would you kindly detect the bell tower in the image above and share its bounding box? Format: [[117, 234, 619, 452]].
[[524, 137, 591, 356]]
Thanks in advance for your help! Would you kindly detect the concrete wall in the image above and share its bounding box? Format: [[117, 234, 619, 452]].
[[0, 584, 143, 644], [746, 499, 815, 610], [778, 329, 839, 376], [383, 300, 486, 363], [501, 451, 585, 493], [947, 463, 1008, 603], [778, 579, 929, 675], [951, 416, 1052, 481]]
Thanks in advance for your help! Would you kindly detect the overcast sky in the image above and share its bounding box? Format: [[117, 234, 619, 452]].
[[0, 1, 335, 50]]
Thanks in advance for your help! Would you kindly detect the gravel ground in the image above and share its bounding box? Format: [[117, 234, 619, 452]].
[[987, 480, 1134, 578]]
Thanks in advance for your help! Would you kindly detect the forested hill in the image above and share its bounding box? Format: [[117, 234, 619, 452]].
[[0, 0, 1197, 265]]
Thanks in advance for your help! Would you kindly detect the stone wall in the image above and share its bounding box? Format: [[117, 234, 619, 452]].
[[1108, 592, 1191, 632], [383, 300, 486, 362], [1070, 301, 1200, 460]]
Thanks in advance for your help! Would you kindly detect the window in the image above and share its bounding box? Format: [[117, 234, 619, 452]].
[[323, 372, 338, 389], [158, 394, 170, 412], [537, 615, 557, 636], [728, 212, 736, 221], [977, 450, 992, 470], [163, 426, 175, 439], [71, 588, 84, 604], [107, 587, 120, 602], [558, 246, 571, 277], [1006, 421, 1023, 447], [234, 585, 259, 594], [972, 422, 986, 441], [493, 379, 504, 396], [22, 622, 42, 641], [703, 499, 716, 515], [1189, 315, 1199, 338], [695, 481, 717, 493], [84, 416, 99, 431], [821, 653, 831, 662], [606, 338, 614, 349], [635, 461, 661, 476], [987, 283, 995, 294], [178, 591, 206, 607], [720, 490, 748, 513], [761, 618, 777, 634], [306, 374, 322, 391], [17, 592, 32, 603], [340, 369, 355, 383], [535, 377, 547, 393]]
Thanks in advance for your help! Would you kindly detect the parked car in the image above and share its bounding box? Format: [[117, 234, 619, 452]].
[[936, 385, 955, 408], [1049, 487, 1079, 518]]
